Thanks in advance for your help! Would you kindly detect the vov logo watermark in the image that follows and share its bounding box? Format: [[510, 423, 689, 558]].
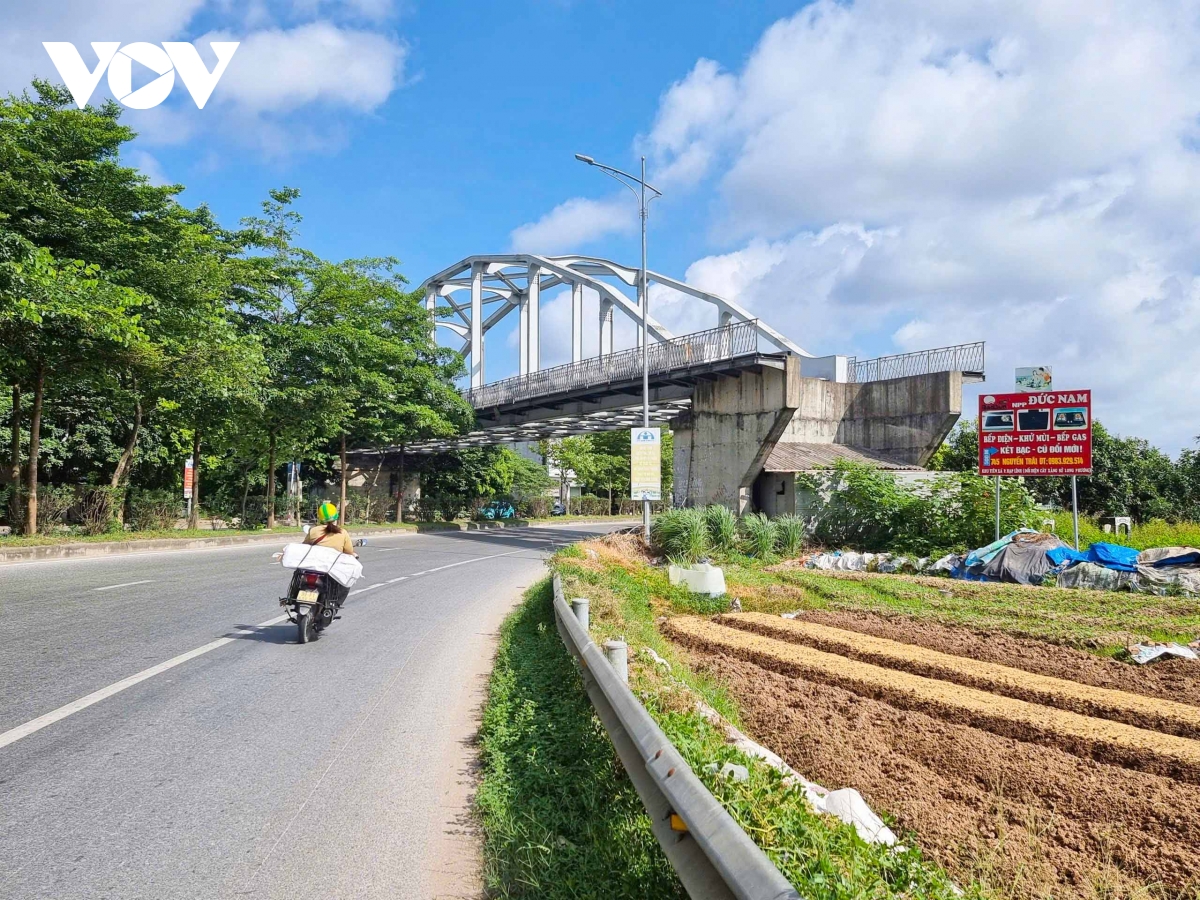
[[42, 42, 239, 110]]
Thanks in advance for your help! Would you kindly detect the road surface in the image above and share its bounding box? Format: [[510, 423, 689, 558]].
[[0, 524, 617, 900]]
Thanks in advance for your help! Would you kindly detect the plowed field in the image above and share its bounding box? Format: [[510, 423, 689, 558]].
[[665, 612, 1200, 899]]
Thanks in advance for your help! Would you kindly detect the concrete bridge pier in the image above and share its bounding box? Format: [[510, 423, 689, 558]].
[[673, 364, 964, 515]]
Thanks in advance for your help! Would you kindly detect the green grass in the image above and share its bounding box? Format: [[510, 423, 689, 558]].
[[475, 554, 985, 900], [1048, 511, 1200, 551], [725, 562, 1200, 652], [475, 578, 682, 899]]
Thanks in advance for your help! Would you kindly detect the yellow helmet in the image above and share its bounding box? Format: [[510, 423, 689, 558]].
[[317, 501, 339, 524]]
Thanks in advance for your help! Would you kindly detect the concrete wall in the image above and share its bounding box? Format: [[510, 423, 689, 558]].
[[676, 357, 800, 513], [675, 367, 963, 512]]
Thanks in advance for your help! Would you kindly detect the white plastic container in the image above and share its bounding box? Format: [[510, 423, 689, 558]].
[[668, 562, 727, 596]]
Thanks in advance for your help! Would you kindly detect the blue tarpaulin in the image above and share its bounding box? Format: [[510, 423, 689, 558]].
[[1046, 546, 1088, 567], [1086, 542, 1140, 572]]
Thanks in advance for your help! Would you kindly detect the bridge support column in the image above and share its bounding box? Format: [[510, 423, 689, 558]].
[[719, 310, 733, 328], [527, 263, 541, 371], [518, 291, 529, 376], [599, 299, 613, 357], [571, 282, 583, 363], [425, 286, 437, 343], [470, 262, 484, 387]]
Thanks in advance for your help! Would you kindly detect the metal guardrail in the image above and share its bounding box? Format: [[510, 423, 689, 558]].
[[846, 341, 985, 383], [466, 320, 762, 409], [552, 574, 799, 900]]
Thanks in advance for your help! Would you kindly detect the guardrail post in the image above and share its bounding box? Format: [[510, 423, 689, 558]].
[[603, 640, 628, 683], [570, 597, 590, 632]]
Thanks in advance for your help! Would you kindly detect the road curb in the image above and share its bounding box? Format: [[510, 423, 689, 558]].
[[0, 518, 635, 565]]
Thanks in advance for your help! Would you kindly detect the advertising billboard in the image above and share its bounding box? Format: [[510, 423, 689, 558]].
[[977, 390, 1092, 476], [1015, 366, 1052, 391], [630, 427, 662, 501]]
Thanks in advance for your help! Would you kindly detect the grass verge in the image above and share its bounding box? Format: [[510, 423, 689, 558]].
[[477, 544, 980, 900], [725, 562, 1200, 652]]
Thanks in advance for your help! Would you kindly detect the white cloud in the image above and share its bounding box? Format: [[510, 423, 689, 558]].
[[1, 5, 407, 158], [510, 195, 637, 254], [642, 0, 1200, 452], [125, 149, 172, 186], [203, 22, 405, 113]]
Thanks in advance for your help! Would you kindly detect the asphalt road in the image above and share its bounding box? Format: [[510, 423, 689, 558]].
[[0, 523, 618, 900]]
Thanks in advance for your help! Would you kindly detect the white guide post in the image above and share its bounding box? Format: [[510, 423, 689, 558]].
[[527, 263, 541, 371], [571, 281, 584, 363], [470, 262, 484, 388]]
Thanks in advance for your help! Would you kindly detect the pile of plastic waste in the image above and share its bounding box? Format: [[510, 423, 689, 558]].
[[804, 530, 1200, 597]]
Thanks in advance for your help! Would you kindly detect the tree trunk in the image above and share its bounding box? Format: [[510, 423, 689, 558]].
[[25, 364, 45, 535], [188, 430, 201, 530], [8, 383, 20, 530], [266, 431, 277, 529], [110, 390, 142, 489], [241, 469, 250, 526], [339, 432, 348, 522], [394, 448, 406, 523]]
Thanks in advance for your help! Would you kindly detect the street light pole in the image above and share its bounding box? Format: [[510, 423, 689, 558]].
[[574, 153, 661, 542]]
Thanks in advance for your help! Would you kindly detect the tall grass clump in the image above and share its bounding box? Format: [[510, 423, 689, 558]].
[[651, 508, 710, 562], [741, 512, 778, 559], [703, 504, 738, 554], [775, 514, 806, 557]]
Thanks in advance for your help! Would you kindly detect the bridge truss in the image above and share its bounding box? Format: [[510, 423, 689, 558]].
[[418, 254, 808, 388]]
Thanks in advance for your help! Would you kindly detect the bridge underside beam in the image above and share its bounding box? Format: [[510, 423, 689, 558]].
[[401, 398, 692, 453]]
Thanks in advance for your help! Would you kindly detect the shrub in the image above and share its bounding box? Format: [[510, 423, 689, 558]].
[[741, 512, 778, 558], [799, 460, 1040, 555], [415, 496, 439, 522], [35, 485, 76, 530], [775, 514, 806, 557], [79, 486, 124, 535], [520, 496, 551, 519], [437, 495, 463, 522], [651, 507, 710, 562], [128, 489, 182, 531], [576, 495, 610, 517], [703, 504, 738, 553]]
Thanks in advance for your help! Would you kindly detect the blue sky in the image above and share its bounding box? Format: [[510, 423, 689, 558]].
[[8, 1, 1200, 451]]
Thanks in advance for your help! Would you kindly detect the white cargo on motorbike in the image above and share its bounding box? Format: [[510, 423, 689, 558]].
[[280, 542, 363, 587]]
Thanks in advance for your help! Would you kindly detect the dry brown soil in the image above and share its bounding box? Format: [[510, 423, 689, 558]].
[[665, 614, 1200, 900]]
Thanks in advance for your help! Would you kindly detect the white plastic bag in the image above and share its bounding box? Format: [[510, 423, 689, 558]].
[[280, 542, 364, 587]]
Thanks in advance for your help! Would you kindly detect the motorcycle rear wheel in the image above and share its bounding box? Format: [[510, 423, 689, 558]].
[[297, 611, 317, 644]]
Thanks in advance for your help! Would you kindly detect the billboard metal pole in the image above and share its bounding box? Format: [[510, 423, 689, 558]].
[[1071, 476, 1079, 550], [994, 476, 1001, 541]]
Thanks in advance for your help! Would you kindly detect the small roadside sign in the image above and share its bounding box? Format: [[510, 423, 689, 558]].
[[183, 458, 194, 499], [630, 427, 662, 501]]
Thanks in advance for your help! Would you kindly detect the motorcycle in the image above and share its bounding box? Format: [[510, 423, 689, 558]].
[[278, 532, 366, 644]]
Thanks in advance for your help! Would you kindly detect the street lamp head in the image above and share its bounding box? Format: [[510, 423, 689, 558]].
[[574, 153, 595, 165]]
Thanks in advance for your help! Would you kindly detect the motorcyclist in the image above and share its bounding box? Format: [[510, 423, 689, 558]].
[[305, 501, 357, 555], [303, 501, 356, 607]]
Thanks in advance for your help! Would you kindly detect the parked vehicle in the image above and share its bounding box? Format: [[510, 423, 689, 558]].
[[481, 500, 516, 520], [552, 501, 567, 516]]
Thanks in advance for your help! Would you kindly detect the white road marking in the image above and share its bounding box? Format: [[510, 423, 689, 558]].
[[0, 544, 544, 752], [92, 579, 154, 592], [0, 613, 289, 751]]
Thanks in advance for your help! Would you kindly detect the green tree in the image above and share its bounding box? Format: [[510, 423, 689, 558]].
[[0, 243, 150, 532]]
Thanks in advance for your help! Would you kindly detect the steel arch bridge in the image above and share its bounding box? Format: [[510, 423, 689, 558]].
[[418, 254, 809, 388]]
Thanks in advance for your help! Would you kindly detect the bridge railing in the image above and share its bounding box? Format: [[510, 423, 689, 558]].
[[846, 341, 985, 383], [466, 319, 762, 409]]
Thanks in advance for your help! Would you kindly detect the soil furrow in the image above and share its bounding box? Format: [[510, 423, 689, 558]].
[[689, 650, 1200, 899], [665, 617, 1200, 783], [715, 612, 1200, 739]]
